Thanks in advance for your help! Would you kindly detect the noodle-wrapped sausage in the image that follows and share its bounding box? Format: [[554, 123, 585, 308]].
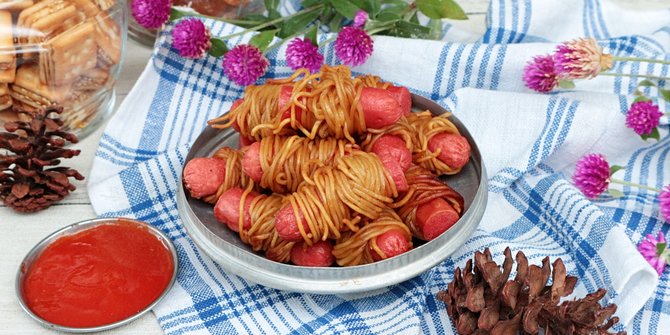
[[209, 65, 406, 142], [242, 135, 358, 193], [275, 151, 399, 244], [182, 147, 251, 204], [290, 240, 335, 267], [396, 166, 464, 241]]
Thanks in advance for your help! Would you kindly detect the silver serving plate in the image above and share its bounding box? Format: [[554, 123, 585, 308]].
[[178, 94, 487, 294], [16, 218, 178, 333]]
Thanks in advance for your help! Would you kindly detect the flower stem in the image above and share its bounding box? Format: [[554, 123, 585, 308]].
[[600, 72, 670, 82], [317, 36, 337, 47], [610, 178, 661, 192], [214, 4, 325, 41], [171, 8, 264, 26], [613, 56, 670, 65], [264, 26, 313, 54]]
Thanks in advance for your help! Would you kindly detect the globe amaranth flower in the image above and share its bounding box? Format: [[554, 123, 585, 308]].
[[625, 100, 663, 136], [223, 44, 269, 86], [554, 38, 613, 80], [523, 54, 559, 93], [660, 185, 670, 222], [353, 10, 368, 29], [285, 38, 324, 73], [572, 153, 611, 198], [172, 18, 211, 58], [638, 231, 668, 275], [132, 0, 171, 30], [334, 27, 374, 67]]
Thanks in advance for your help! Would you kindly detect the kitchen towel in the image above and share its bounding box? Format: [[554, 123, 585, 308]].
[[89, 0, 670, 333]]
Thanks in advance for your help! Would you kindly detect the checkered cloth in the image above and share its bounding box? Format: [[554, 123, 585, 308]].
[[88, 0, 670, 333]]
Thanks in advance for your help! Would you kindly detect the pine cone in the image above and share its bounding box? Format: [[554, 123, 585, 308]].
[[0, 107, 84, 212], [437, 248, 626, 335]]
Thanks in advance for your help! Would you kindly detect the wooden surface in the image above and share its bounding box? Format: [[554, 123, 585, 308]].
[[1, 1, 668, 334]]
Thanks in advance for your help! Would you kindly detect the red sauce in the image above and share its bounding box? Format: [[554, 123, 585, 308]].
[[22, 219, 175, 328]]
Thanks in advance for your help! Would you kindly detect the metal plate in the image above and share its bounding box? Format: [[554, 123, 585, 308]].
[[178, 94, 487, 294], [16, 218, 178, 333]]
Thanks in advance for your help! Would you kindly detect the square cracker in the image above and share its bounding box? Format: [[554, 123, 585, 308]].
[[94, 13, 121, 68], [40, 21, 97, 85], [0, 0, 33, 11], [0, 10, 15, 83], [0, 83, 12, 110], [11, 64, 72, 108]]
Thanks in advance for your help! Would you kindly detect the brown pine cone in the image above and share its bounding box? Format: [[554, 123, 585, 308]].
[[436, 248, 626, 335], [0, 107, 84, 212]]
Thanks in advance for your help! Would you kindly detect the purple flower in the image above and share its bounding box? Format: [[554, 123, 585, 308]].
[[131, 0, 170, 29], [285, 38, 324, 73], [222, 44, 269, 86], [660, 185, 670, 222], [573, 153, 611, 198], [554, 38, 613, 80], [334, 27, 374, 67], [172, 18, 211, 58], [523, 55, 559, 93], [638, 231, 667, 275], [625, 100, 663, 136], [353, 10, 368, 29]]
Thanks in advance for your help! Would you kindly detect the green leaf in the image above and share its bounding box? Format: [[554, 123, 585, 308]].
[[637, 79, 657, 87], [607, 189, 624, 198], [169, 8, 187, 21], [330, 0, 361, 19], [375, 11, 402, 22], [264, 0, 280, 19], [302, 0, 321, 7], [633, 95, 651, 103], [657, 242, 667, 256], [364, 19, 397, 32], [416, 0, 468, 20], [278, 10, 321, 38], [390, 20, 431, 39], [209, 38, 228, 57], [329, 13, 345, 33], [558, 79, 576, 89], [640, 127, 661, 141], [306, 25, 318, 45], [349, 0, 380, 16], [249, 29, 278, 52], [660, 89, 670, 102], [609, 165, 624, 176]]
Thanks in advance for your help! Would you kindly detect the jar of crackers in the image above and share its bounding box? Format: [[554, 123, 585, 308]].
[[0, 0, 125, 139], [128, 0, 264, 46]]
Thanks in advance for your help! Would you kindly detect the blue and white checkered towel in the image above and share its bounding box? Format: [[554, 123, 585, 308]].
[[88, 0, 670, 333]]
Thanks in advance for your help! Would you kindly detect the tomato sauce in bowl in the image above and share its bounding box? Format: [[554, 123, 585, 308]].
[[16, 218, 177, 332]]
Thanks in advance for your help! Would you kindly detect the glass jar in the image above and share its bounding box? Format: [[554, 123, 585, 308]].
[[0, 0, 126, 140], [127, 0, 265, 46]]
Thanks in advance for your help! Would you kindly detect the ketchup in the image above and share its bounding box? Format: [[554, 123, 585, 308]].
[[22, 219, 175, 328]]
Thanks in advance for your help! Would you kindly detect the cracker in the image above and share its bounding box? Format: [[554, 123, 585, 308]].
[[16, 0, 84, 47], [11, 64, 72, 109], [92, 0, 115, 11], [94, 13, 121, 68], [40, 21, 97, 85], [0, 10, 15, 83], [0, 83, 12, 110], [73, 67, 109, 91], [0, 0, 34, 11]]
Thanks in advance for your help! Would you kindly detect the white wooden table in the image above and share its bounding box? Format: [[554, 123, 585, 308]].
[[1, 1, 667, 334]]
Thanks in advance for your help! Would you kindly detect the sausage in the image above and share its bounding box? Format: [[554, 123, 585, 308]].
[[230, 99, 244, 132], [290, 240, 335, 267], [428, 132, 471, 169], [241, 142, 263, 183], [274, 204, 309, 242], [213, 187, 258, 232], [378, 155, 408, 193], [415, 197, 460, 240], [183, 157, 227, 199], [238, 135, 254, 148], [359, 87, 404, 129], [387, 86, 411, 115], [369, 229, 411, 261], [278, 85, 304, 121], [371, 135, 412, 172]]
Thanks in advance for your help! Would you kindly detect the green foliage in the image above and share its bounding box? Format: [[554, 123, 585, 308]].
[[609, 165, 624, 176], [209, 38, 228, 57], [640, 127, 661, 142], [416, 0, 468, 20]]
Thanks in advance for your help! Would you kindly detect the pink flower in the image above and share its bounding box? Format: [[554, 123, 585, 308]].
[[523, 55, 559, 93], [353, 10, 368, 29], [172, 18, 212, 59], [625, 100, 663, 136], [660, 185, 670, 222], [334, 27, 374, 67], [222, 44, 269, 86], [638, 231, 667, 275], [573, 153, 611, 198], [131, 0, 170, 30], [285, 38, 324, 73], [554, 38, 613, 80]]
